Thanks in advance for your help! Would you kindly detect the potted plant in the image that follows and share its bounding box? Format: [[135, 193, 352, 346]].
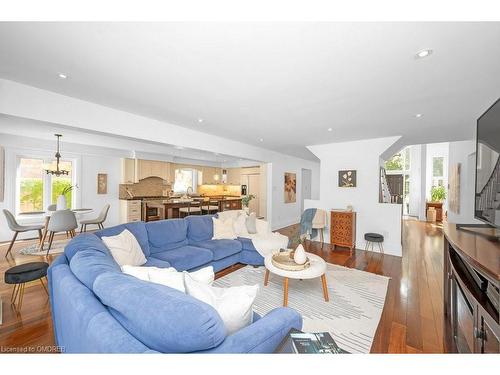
[[427, 185, 446, 221], [241, 194, 255, 214], [56, 185, 76, 210], [430, 185, 446, 203]]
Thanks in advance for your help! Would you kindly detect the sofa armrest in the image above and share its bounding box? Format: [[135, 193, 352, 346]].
[[202, 307, 302, 353]]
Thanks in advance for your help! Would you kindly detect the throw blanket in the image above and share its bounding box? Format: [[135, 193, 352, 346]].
[[300, 208, 317, 239], [247, 232, 289, 258]]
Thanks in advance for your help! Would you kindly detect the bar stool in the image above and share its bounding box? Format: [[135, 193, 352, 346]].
[[179, 202, 202, 217]]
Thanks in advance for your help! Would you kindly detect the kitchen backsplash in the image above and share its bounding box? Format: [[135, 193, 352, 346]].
[[119, 176, 171, 199], [197, 184, 241, 197]]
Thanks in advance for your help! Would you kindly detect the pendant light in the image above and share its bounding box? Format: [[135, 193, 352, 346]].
[[45, 134, 69, 176]]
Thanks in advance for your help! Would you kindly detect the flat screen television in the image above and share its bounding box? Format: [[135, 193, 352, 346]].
[[475, 98, 500, 228]]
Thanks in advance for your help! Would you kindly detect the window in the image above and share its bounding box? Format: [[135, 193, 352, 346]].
[[432, 156, 444, 187], [173, 169, 196, 193], [19, 158, 44, 213], [385, 153, 403, 172], [17, 157, 74, 214]]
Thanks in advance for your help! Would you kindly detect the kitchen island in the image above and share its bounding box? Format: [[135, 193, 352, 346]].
[[141, 196, 242, 220]]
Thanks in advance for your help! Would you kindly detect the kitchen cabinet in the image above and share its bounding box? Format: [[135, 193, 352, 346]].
[[200, 166, 216, 185], [119, 200, 142, 223], [121, 158, 137, 184], [137, 159, 170, 182], [226, 168, 241, 185]]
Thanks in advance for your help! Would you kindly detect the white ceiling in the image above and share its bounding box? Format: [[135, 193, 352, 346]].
[[0, 22, 499, 160]]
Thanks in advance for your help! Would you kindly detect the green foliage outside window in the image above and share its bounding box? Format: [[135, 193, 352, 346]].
[[385, 153, 403, 171], [432, 157, 444, 177], [51, 179, 73, 209], [20, 179, 43, 212]]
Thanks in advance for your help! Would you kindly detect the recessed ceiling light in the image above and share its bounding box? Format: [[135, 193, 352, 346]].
[[174, 145, 184, 150], [58, 73, 67, 79], [259, 138, 264, 142], [415, 113, 423, 118], [198, 118, 204, 123], [327, 127, 333, 132], [415, 49, 432, 59]]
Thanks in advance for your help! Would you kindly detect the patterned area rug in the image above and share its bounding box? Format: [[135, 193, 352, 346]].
[[214, 263, 390, 353], [18, 239, 69, 256]]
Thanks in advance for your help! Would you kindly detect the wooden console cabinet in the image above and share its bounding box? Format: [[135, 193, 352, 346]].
[[443, 223, 499, 353], [330, 210, 356, 253]]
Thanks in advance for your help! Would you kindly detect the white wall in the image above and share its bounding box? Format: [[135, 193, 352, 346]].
[[305, 136, 403, 257], [408, 145, 422, 217], [447, 140, 483, 224]]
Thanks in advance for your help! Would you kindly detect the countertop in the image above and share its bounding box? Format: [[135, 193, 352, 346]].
[[120, 196, 242, 202]]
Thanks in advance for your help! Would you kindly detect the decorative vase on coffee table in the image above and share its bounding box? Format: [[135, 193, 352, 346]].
[[293, 244, 307, 265]]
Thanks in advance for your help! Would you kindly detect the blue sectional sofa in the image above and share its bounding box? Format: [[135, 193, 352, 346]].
[[48, 215, 302, 353]]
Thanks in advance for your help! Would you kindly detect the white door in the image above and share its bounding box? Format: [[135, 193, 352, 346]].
[[301, 168, 312, 213], [247, 174, 260, 216]]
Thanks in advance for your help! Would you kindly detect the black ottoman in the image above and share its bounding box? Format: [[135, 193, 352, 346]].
[[4, 261, 49, 310], [364, 233, 384, 254]]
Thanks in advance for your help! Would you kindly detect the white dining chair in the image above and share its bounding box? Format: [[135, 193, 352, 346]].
[[2, 209, 44, 258], [46, 210, 78, 255], [80, 204, 110, 232]]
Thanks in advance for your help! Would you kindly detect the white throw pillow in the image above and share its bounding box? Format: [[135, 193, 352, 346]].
[[121, 265, 215, 293], [102, 229, 147, 267], [217, 210, 245, 222], [255, 219, 271, 234], [148, 267, 186, 292], [212, 217, 237, 240], [121, 264, 153, 281], [233, 213, 249, 237], [184, 273, 259, 335]]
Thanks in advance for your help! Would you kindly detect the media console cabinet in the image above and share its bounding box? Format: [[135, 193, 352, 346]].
[[443, 223, 499, 353]]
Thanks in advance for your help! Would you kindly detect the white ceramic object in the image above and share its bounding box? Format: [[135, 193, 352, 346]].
[[293, 244, 307, 265], [56, 195, 67, 210]]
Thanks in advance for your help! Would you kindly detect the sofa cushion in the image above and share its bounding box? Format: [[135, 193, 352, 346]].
[[146, 219, 188, 253], [150, 245, 213, 271], [95, 222, 150, 257], [69, 248, 121, 291], [237, 237, 257, 252], [143, 257, 171, 268], [93, 272, 226, 353], [185, 215, 214, 242], [189, 239, 242, 261]]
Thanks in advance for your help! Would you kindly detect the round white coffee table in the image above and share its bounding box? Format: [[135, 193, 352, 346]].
[[264, 252, 329, 307]]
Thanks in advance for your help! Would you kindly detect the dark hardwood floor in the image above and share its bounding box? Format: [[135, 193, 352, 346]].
[[0, 219, 446, 353]]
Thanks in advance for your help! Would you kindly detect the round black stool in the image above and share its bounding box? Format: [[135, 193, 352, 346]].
[[4, 261, 49, 310], [364, 233, 384, 254]]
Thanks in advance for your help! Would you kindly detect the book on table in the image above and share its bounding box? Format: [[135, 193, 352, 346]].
[[275, 328, 350, 354]]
